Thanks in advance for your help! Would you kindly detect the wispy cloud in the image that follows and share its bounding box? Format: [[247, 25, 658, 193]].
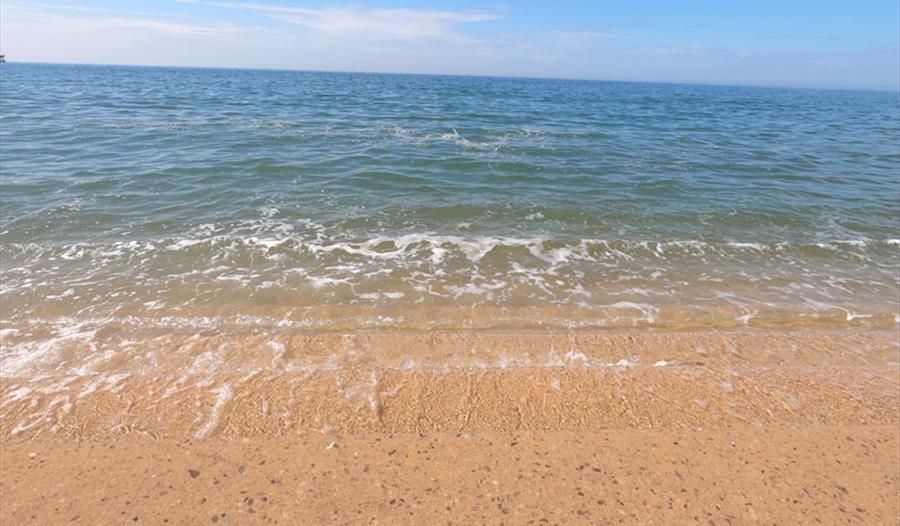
[[183, 2, 501, 41], [2, 1, 246, 38], [78, 16, 244, 36]]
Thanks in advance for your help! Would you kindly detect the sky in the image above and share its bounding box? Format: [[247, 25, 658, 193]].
[[1, 1, 898, 91]]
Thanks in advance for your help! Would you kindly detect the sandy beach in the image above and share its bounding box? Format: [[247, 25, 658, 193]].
[[2, 329, 898, 524], [2, 56, 899, 524], [3, 426, 898, 524]]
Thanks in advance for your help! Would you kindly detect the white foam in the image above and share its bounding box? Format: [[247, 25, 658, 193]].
[[195, 385, 233, 439], [0, 322, 97, 377], [605, 302, 660, 324], [614, 358, 634, 368], [266, 341, 286, 367], [653, 360, 673, 367], [259, 206, 279, 218], [1, 386, 32, 406], [358, 291, 405, 301], [0, 328, 20, 338], [46, 288, 75, 299], [563, 350, 589, 364], [309, 276, 351, 288], [77, 373, 131, 398]]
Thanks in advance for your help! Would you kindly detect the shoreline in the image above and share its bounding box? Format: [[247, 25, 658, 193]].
[[2, 328, 897, 439], [2, 327, 898, 523], [4, 326, 898, 374]]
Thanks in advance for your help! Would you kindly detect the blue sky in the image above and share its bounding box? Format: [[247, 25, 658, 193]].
[[1, 1, 898, 91]]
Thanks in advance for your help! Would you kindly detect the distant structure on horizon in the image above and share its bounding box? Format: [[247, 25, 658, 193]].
[[0, 55, 5, 63]]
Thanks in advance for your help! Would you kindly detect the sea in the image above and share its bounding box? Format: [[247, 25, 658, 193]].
[[1, 63, 898, 353]]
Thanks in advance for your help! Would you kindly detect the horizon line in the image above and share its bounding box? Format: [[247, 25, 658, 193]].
[[2, 59, 898, 95]]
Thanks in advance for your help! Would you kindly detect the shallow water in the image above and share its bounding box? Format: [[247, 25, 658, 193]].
[[1, 64, 899, 332]]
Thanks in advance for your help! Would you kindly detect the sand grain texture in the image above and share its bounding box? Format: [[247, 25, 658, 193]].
[[1, 330, 898, 524]]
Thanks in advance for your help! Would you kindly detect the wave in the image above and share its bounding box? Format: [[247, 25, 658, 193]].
[[2, 230, 896, 322], [3, 234, 898, 266]]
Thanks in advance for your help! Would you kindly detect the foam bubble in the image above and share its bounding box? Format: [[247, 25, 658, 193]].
[[194, 385, 233, 439]]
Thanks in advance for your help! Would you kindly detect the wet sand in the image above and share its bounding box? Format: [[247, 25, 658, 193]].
[[1, 329, 899, 524]]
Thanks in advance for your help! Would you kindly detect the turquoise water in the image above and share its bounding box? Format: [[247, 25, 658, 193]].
[[1, 63, 898, 329]]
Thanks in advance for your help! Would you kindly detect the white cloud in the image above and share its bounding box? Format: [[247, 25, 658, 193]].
[[2, 2, 245, 38], [190, 2, 501, 41], [72, 16, 244, 36]]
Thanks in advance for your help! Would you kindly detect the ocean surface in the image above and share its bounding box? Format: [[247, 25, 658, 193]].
[[1, 63, 899, 338]]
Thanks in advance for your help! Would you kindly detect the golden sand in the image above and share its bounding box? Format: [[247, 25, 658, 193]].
[[1, 329, 898, 524], [3, 426, 898, 525]]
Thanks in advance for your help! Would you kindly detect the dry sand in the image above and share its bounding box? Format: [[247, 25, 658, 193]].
[[1, 329, 898, 524]]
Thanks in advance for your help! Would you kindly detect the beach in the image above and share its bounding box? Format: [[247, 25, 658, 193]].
[[1, 64, 899, 523], [4, 427, 898, 524], [2, 329, 899, 523]]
